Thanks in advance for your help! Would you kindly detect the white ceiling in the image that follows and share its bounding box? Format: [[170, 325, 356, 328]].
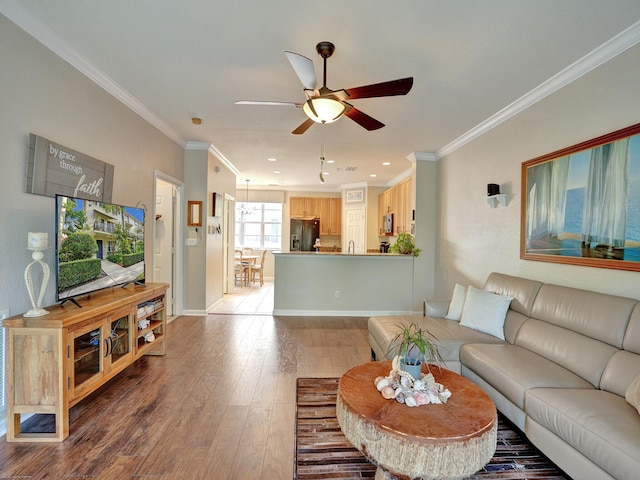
[[4, 1, 640, 190]]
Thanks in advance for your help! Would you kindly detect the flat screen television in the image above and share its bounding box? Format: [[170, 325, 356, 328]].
[[55, 194, 145, 306]]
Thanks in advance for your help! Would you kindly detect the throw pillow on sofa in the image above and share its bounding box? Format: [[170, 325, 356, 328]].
[[626, 374, 640, 414], [445, 283, 467, 320], [459, 286, 513, 340]]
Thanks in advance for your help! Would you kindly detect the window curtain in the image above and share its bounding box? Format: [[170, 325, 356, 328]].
[[582, 138, 630, 248], [526, 156, 570, 241]]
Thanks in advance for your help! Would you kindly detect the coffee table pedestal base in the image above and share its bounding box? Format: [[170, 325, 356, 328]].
[[336, 363, 497, 480]]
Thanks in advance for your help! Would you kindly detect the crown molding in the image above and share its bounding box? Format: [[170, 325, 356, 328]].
[[184, 141, 211, 150], [407, 152, 437, 162], [437, 19, 640, 159], [208, 144, 240, 176]]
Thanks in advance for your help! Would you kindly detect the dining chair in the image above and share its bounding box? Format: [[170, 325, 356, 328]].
[[234, 250, 249, 286], [249, 249, 267, 286]]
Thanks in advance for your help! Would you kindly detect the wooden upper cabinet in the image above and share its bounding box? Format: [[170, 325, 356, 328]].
[[291, 196, 341, 235], [290, 197, 321, 218], [290, 197, 306, 217], [328, 198, 341, 235], [305, 197, 321, 218], [378, 178, 414, 235]]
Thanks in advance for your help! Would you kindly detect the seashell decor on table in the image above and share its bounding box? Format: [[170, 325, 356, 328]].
[[374, 356, 452, 407]]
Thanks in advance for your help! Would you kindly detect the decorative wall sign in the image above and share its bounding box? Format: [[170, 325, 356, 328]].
[[26, 134, 114, 202], [521, 122, 640, 271], [345, 189, 364, 204]]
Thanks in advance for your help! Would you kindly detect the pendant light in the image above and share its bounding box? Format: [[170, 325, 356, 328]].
[[319, 124, 326, 183]]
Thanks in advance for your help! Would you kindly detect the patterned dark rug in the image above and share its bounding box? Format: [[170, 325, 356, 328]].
[[295, 377, 569, 480]]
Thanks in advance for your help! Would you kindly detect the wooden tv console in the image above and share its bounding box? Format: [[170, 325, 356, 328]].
[[2, 282, 169, 442]]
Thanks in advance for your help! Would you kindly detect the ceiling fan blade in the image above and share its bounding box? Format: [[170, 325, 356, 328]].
[[235, 100, 301, 107], [292, 118, 315, 135], [343, 104, 385, 131], [284, 51, 318, 91], [345, 77, 413, 100]]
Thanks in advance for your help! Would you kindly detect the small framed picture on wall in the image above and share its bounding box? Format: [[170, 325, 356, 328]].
[[212, 192, 222, 217]]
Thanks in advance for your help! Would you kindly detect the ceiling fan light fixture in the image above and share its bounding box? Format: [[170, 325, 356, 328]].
[[303, 98, 345, 124]]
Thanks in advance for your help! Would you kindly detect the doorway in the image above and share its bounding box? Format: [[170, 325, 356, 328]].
[[344, 206, 366, 253], [153, 171, 183, 316]]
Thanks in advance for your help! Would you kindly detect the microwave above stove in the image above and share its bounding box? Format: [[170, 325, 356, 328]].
[[383, 213, 394, 235]]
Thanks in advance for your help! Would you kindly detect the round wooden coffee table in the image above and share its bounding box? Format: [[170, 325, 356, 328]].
[[336, 361, 497, 480]]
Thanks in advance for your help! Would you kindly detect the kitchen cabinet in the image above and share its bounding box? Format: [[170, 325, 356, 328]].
[[290, 197, 320, 218], [378, 178, 413, 235], [3, 283, 168, 442], [319, 197, 341, 235], [291, 196, 341, 235]]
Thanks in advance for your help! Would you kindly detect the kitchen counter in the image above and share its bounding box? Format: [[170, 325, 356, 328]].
[[274, 251, 407, 257], [273, 252, 416, 316]]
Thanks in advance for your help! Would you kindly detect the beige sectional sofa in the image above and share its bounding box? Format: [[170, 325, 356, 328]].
[[368, 272, 640, 480]]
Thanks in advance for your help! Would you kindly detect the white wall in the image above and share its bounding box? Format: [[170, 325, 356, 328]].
[[0, 16, 184, 317], [435, 43, 640, 299]]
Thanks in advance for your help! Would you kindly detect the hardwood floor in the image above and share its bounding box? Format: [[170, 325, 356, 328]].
[[0, 314, 371, 479]]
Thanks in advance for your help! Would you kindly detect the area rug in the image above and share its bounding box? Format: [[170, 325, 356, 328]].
[[295, 377, 569, 480]]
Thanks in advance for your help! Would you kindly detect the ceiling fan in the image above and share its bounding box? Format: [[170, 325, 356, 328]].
[[236, 41, 413, 135]]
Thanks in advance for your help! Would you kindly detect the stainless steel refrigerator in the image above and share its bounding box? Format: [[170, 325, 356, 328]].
[[290, 218, 320, 251]]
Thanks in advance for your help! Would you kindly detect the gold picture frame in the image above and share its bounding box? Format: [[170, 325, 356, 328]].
[[187, 200, 202, 227], [521, 122, 640, 271]]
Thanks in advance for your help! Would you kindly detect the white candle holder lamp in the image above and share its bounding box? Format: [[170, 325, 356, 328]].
[[24, 232, 50, 318]]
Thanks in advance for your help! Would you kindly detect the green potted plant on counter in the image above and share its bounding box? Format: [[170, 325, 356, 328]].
[[389, 233, 421, 256], [388, 322, 443, 379]]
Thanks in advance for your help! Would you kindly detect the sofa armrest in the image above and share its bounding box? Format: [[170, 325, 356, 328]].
[[424, 299, 450, 317]]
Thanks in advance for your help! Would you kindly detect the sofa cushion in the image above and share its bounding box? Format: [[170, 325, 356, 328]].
[[530, 284, 635, 348], [600, 350, 640, 397], [624, 304, 640, 354], [460, 343, 593, 409], [526, 387, 640, 480], [445, 283, 466, 320], [368, 315, 504, 363], [626, 374, 640, 414], [515, 318, 619, 388], [483, 272, 542, 317], [459, 286, 512, 340]]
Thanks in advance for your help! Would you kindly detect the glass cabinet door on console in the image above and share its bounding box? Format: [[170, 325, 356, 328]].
[[105, 308, 134, 372], [67, 309, 134, 402], [68, 322, 105, 400]]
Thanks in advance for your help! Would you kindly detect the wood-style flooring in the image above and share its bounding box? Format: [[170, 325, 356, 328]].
[[0, 313, 371, 479]]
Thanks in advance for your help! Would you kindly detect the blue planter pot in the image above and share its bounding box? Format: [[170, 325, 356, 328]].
[[400, 357, 422, 380]]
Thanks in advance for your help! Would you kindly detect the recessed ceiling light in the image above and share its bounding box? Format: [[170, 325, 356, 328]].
[[323, 172, 329, 175], [326, 159, 335, 164], [278, 179, 285, 184], [370, 174, 377, 178], [273, 170, 281, 174], [267, 158, 277, 162], [382, 161, 391, 166]]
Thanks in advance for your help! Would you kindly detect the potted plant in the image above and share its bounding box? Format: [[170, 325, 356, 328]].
[[387, 322, 443, 379], [388, 233, 421, 256]]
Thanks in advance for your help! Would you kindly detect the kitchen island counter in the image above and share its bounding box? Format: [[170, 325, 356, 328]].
[[273, 252, 416, 316], [275, 251, 406, 257]]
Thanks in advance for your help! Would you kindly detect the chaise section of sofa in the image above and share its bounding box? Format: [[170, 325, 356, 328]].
[[368, 272, 640, 480]]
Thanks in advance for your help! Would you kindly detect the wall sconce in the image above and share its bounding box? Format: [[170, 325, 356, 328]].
[[487, 183, 507, 208], [187, 200, 203, 227]]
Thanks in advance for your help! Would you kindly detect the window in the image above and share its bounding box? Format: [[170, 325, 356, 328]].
[[235, 202, 282, 249]]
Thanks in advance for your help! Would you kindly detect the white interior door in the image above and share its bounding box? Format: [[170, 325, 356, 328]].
[[154, 179, 176, 315], [344, 206, 366, 253], [223, 195, 235, 294]]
